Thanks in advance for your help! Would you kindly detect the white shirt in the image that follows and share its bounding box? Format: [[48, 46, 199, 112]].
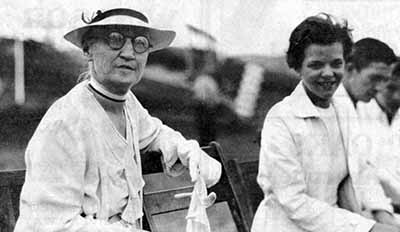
[[357, 99, 400, 202], [15, 80, 221, 232], [316, 104, 348, 206], [251, 83, 380, 232]]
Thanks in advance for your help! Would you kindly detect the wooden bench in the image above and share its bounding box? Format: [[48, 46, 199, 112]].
[[141, 142, 250, 232], [224, 158, 263, 231], [0, 142, 262, 232], [0, 168, 25, 232]]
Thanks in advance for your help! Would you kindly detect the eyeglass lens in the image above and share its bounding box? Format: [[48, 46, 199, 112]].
[[107, 32, 150, 53]]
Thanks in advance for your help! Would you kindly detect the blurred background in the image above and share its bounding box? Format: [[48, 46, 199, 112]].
[[1, 0, 400, 170]]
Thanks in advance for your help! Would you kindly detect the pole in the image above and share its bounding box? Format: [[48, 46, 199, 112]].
[[14, 39, 25, 105]]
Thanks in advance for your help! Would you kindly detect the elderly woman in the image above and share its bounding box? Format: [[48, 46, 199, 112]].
[[251, 14, 400, 232], [15, 8, 221, 232]]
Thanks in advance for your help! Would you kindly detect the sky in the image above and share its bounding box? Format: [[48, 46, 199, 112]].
[[1, 0, 400, 56]]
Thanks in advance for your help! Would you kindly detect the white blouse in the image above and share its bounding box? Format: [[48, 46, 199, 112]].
[[251, 83, 381, 232], [15, 80, 220, 232], [315, 104, 348, 206]]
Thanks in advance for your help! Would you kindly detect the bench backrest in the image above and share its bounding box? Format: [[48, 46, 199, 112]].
[[142, 142, 249, 232], [0, 142, 261, 232], [0, 169, 25, 232], [225, 158, 263, 230]]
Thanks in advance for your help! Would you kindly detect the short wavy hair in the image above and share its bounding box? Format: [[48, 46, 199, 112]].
[[286, 13, 353, 71]]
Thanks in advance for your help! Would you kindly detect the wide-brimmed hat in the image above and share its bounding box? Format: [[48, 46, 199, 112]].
[[64, 8, 176, 52]]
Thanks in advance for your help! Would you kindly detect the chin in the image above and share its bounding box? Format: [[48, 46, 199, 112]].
[[320, 91, 335, 100], [321, 95, 334, 101], [117, 74, 140, 85]]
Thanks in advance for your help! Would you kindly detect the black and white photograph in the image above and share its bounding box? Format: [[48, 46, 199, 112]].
[[2, 0, 400, 231]]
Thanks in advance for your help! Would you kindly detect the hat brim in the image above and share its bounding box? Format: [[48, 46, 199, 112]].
[[64, 24, 176, 53]]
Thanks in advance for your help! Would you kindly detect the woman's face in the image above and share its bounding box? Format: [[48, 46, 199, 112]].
[[88, 33, 149, 95], [298, 42, 344, 101]]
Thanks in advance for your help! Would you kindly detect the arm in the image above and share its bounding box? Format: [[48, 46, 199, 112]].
[[373, 211, 400, 227], [135, 100, 221, 187], [359, 162, 397, 226], [15, 121, 142, 232], [352, 119, 396, 222], [258, 113, 376, 232]]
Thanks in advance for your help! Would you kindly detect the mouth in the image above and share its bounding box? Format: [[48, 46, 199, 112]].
[[117, 64, 136, 71], [316, 80, 339, 91]]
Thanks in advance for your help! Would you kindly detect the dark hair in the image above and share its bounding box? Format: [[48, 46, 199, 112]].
[[286, 13, 353, 70], [347, 38, 397, 71], [391, 61, 400, 80]]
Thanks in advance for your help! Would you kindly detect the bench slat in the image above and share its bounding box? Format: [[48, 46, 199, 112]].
[[224, 158, 263, 231]]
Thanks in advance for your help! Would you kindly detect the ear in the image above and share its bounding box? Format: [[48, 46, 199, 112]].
[[84, 51, 93, 62]]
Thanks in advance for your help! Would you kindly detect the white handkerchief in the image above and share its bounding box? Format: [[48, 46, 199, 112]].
[[186, 176, 216, 232]]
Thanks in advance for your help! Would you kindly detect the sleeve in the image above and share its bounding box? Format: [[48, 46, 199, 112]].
[[135, 99, 221, 187], [351, 116, 394, 214], [14, 120, 142, 232], [356, 150, 394, 214], [257, 112, 376, 232]]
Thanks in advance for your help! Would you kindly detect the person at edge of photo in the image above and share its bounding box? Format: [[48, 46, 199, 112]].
[[356, 61, 400, 207], [335, 37, 398, 226]]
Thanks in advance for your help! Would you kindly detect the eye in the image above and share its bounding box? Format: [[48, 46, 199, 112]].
[[307, 61, 324, 70], [133, 36, 150, 53], [107, 32, 125, 50], [331, 59, 343, 68]]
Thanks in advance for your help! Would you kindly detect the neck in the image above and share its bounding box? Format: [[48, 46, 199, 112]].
[[342, 79, 358, 108], [302, 83, 330, 108], [89, 78, 128, 102], [88, 78, 126, 114]]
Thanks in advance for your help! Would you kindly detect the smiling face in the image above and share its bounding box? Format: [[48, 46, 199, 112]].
[[87, 34, 149, 95], [298, 42, 345, 102], [346, 62, 392, 102]]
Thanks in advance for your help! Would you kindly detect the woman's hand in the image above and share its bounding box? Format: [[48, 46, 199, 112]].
[[188, 149, 221, 187]]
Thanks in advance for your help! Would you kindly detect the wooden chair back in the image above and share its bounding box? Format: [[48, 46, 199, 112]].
[[142, 142, 248, 232], [0, 169, 25, 232], [224, 158, 263, 230]]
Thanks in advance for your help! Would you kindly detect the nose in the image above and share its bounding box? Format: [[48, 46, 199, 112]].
[[119, 38, 135, 60], [321, 65, 334, 77]]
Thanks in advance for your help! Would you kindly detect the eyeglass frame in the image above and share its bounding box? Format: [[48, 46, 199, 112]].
[[82, 29, 153, 54]]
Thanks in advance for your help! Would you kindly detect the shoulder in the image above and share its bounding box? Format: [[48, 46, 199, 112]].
[[126, 91, 147, 113], [260, 97, 297, 139], [34, 82, 92, 136], [264, 95, 295, 121]]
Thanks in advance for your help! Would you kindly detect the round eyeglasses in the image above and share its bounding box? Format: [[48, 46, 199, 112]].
[[105, 32, 151, 53]]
